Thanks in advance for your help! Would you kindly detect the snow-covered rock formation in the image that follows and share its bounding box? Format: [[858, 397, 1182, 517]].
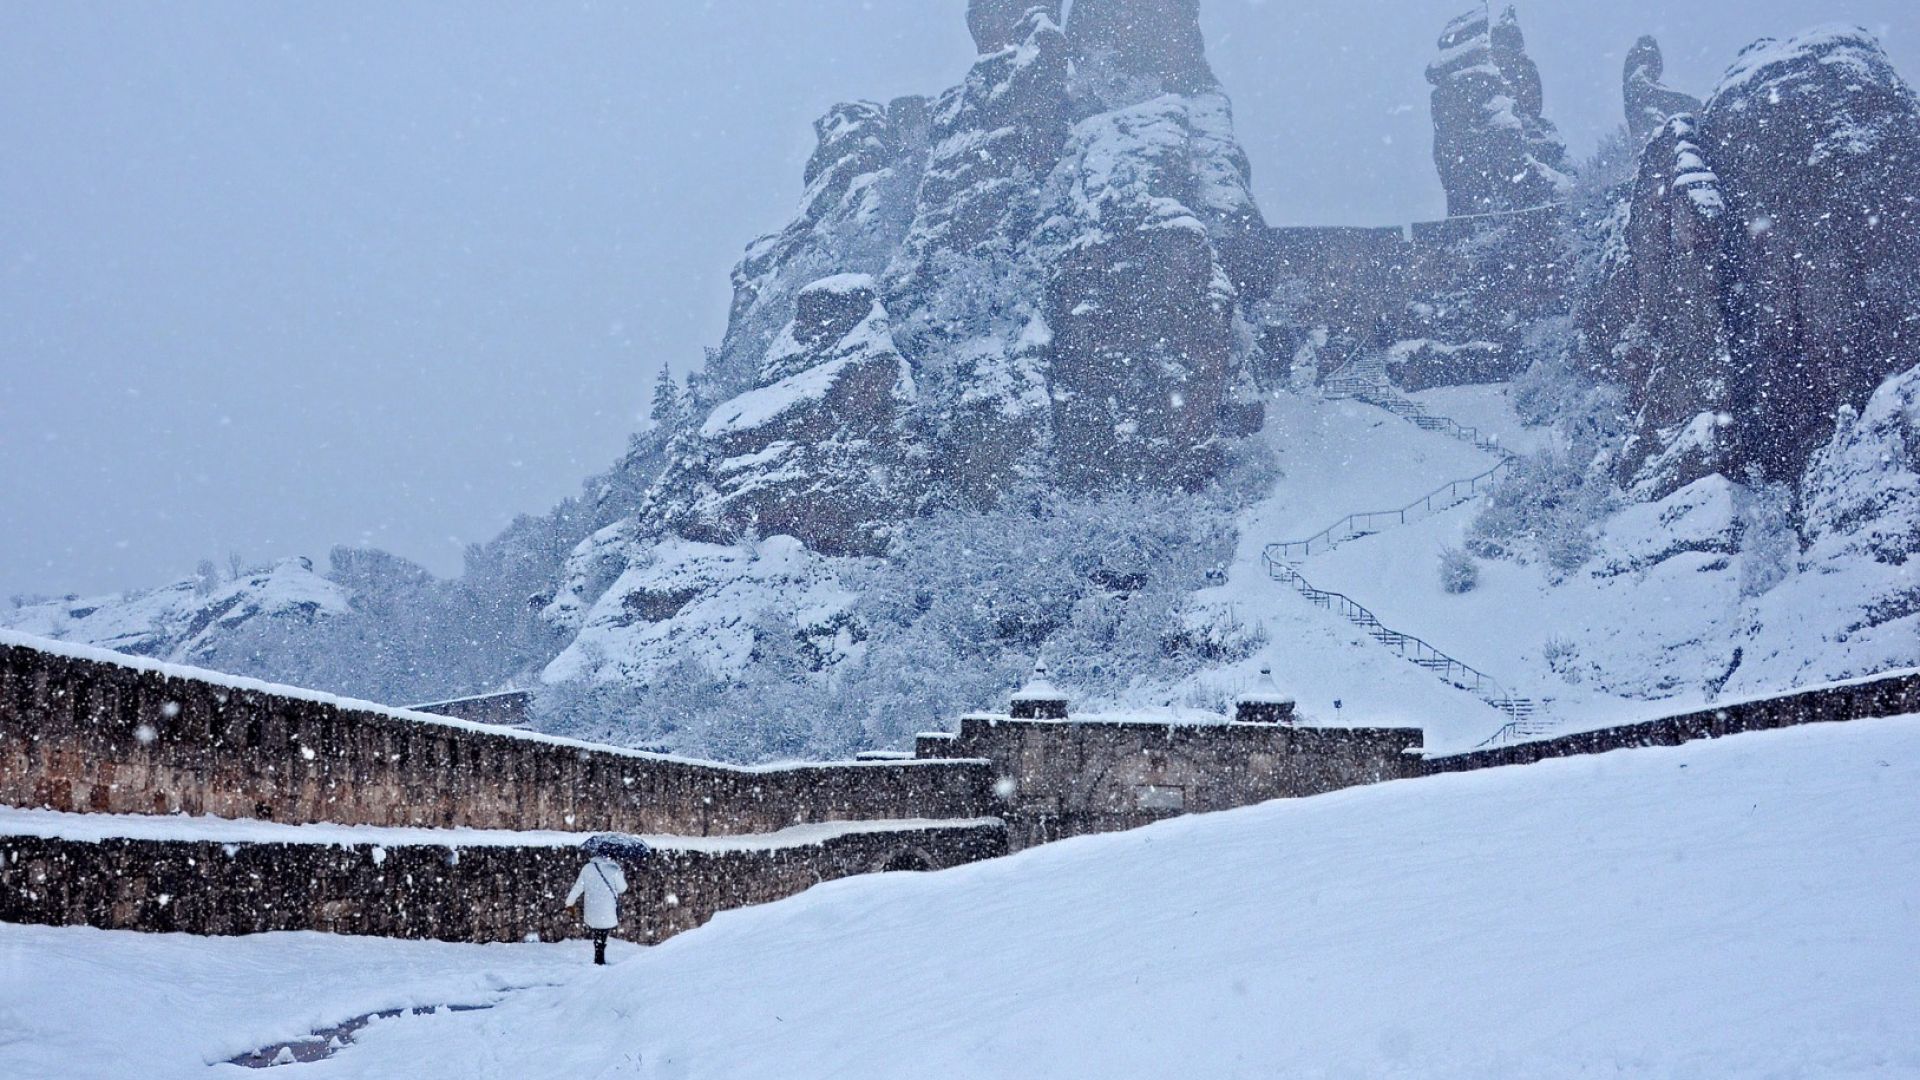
[[1454, 25, 1920, 710], [1588, 113, 1736, 496], [652, 275, 921, 558], [1425, 6, 1571, 217], [1785, 368, 1920, 677], [532, 0, 1277, 724], [1591, 26, 1920, 497], [1623, 36, 1701, 144]]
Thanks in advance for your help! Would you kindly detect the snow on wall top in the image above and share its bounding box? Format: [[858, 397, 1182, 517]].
[[0, 628, 977, 776], [0, 806, 1003, 854]]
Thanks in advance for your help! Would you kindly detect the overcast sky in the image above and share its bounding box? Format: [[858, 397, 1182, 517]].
[[3, 0, 1913, 599]]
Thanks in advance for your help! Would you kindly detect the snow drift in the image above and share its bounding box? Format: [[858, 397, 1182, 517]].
[[310, 716, 1920, 1079]]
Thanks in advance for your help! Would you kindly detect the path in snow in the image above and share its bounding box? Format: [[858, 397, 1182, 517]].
[[1187, 388, 1528, 745], [0, 927, 627, 1078]]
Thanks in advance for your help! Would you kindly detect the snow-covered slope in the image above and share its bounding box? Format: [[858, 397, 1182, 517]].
[[1180, 390, 1517, 746], [114, 716, 1907, 1078], [1232, 380, 1920, 747], [2, 557, 348, 666]]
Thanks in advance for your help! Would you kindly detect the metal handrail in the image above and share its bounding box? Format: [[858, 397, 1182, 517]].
[[1471, 716, 1558, 750], [1261, 551, 1533, 721], [1322, 374, 1512, 458], [1269, 459, 1511, 561]]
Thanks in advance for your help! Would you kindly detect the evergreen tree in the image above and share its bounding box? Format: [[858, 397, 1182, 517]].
[[649, 364, 685, 429]]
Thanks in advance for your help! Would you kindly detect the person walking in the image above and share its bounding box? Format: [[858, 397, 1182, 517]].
[[565, 844, 629, 965]]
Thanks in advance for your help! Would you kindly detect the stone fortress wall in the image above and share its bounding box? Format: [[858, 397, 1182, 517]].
[[1427, 671, 1920, 774], [918, 713, 1424, 849], [0, 820, 1006, 946], [4, 634, 1917, 945], [0, 637, 995, 836], [1262, 206, 1567, 389], [0, 634, 1005, 945]]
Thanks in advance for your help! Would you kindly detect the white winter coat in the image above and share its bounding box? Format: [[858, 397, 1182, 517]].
[[566, 856, 628, 930]]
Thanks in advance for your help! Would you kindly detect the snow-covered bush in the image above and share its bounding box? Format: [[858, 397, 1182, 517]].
[[1736, 478, 1797, 598], [1568, 125, 1638, 217], [1543, 634, 1583, 685], [1468, 448, 1610, 579], [532, 488, 1246, 763], [846, 490, 1243, 730], [1509, 329, 1629, 446], [1439, 546, 1480, 594], [1560, 123, 1639, 304], [1476, 339, 1629, 579]]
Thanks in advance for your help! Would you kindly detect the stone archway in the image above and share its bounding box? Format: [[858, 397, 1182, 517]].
[[878, 847, 935, 873]]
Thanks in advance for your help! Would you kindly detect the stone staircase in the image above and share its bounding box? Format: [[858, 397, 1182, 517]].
[[1261, 551, 1541, 727], [1261, 358, 1546, 731], [1322, 355, 1513, 458]]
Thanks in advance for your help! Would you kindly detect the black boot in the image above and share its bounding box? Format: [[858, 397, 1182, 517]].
[[593, 931, 608, 965]]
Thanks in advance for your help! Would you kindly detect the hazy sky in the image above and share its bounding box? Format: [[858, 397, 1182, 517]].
[[4, 0, 1913, 599]]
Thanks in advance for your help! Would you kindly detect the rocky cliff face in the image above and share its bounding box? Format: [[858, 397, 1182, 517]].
[[681, 0, 1267, 523], [702, 97, 931, 408], [1623, 36, 1702, 145], [1426, 6, 1571, 218], [1591, 27, 1920, 497], [651, 275, 922, 558], [535, 0, 1274, 696], [1589, 114, 1738, 494], [1704, 29, 1920, 487]]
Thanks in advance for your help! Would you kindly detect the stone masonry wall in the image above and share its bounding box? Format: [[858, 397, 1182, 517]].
[[920, 716, 1424, 849], [1262, 211, 1566, 389], [1428, 671, 1920, 773], [913, 668, 1920, 849], [0, 640, 998, 836], [409, 690, 532, 728], [0, 821, 1007, 945]]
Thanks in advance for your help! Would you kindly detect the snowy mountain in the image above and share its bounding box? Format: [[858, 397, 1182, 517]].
[[3, 557, 348, 668], [9, 6, 1919, 762], [529, 0, 1283, 755]]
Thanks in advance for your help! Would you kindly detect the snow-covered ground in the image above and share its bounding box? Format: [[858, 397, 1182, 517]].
[[11, 715, 1910, 1077], [0, 927, 619, 1078]]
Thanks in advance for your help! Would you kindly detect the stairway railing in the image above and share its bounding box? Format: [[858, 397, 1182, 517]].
[[1260, 358, 1543, 729], [1271, 460, 1511, 561], [1320, 350, 1518, 454], [1260, 548, 1536, 723], [1472, 717, 1559, 749]]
